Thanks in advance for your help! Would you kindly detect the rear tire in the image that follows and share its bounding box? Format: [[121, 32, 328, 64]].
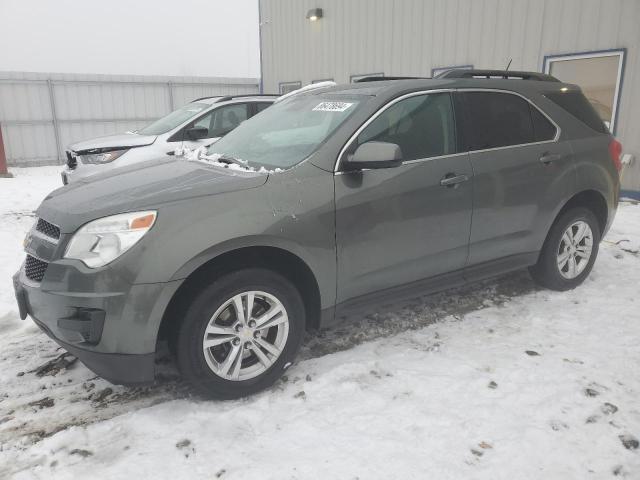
[[176, 268, 305, 399], [529, 207, 600, 291]]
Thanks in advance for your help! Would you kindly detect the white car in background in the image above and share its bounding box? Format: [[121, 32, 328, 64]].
[[61, 95, 276, 184]]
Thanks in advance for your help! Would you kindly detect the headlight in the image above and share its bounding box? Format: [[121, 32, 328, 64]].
[[80, 149, 128, 164], [64, 211, 156, 268]]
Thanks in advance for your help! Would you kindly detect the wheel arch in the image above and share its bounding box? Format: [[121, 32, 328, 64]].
[[529, 188, 606, 290], [536, 188, 608, 261], [553, 189, 608, 235], [157, 244, 323, 349]]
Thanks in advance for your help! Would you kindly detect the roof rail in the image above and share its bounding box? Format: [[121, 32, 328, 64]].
[[436, 69, 560, 82], [274, 81, 337, 103], [191, 93, 280, 103], [354, 76, 427, 83]]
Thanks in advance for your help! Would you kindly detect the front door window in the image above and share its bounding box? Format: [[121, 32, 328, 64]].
[[356, 93, 457, 161]]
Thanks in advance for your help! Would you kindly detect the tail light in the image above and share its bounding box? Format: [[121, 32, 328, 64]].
[[609, 138, 622, 172]]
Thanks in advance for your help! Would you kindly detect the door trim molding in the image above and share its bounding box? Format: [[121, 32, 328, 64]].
[[330, 252, 538, 325]]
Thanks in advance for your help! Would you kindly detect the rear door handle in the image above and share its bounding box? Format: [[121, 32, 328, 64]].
[[539, 152, 562, 165], [440, 173, 469, 188]]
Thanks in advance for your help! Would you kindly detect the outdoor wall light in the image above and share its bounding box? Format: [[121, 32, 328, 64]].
[[306, 8, 323, 21]]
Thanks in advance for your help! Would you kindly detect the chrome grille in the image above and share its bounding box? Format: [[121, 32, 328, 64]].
[[25, 255, 48, 282], [36, 218, 61, 240]]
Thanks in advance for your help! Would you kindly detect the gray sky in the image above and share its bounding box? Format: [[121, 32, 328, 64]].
[[0, 0, 260, 78]]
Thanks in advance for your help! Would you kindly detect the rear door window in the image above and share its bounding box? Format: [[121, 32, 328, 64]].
[[460, 92, 534, 150], [530, 106, 557, 141]]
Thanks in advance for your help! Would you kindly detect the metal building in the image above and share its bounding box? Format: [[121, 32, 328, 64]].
[[258, 0, 640, 194]]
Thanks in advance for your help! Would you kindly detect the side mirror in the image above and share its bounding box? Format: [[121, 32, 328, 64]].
[[345, 141, 403, 170], [185, 126, 209, 141]]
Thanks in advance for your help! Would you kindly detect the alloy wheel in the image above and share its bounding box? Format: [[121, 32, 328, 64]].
[[556, 220, 593, 279], [202, 290, 289, 381]]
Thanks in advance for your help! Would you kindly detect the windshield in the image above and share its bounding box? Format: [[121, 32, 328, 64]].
[[138, 102, 210, 135], [206, 95, 363, 169]]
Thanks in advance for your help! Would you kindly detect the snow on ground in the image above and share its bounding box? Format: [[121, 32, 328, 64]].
[[1, 167, 639, 479]]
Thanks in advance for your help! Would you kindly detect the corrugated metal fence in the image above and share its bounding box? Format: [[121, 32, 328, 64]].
[[0, 71, 260, 167]]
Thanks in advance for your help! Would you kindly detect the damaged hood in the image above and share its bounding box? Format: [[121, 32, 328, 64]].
[[37, 158, 268, 233], [67, 132, 156, 153]]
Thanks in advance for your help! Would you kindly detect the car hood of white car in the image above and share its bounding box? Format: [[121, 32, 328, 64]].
[[67, 132, 157, 153]]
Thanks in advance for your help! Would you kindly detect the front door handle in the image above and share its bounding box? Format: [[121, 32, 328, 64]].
[[440, 173, 469, 188], [539, 152, 562, 165]]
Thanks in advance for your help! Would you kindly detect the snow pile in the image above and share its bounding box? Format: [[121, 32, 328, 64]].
[[173, 145, 209, 161], [0, 167, 639, 479], [174, 146, 283, 174], [0, 167, 61, 331]]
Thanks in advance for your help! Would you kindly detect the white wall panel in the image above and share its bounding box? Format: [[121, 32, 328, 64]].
[[260, 0, 640, 190]]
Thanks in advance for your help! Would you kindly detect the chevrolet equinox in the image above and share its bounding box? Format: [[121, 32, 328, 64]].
[[14, 70, 621, 399]]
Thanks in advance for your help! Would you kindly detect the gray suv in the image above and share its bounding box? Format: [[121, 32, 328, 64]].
[[13, 70, 621, 399]]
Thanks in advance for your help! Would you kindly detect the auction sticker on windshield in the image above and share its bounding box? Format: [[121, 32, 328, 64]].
[[313, 102, 354, 112]]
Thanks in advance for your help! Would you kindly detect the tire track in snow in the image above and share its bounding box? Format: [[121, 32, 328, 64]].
[[0, 271, 536, 450]]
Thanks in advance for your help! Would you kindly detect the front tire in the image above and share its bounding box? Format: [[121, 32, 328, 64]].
[[529, 207, 601, 291], [176, 268, 305, 399]]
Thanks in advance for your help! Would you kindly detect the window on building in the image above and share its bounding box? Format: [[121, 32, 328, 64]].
[[356, 93, 456, 161], [461, 92, 535, 150], [431, 65, 473, 78], [279, 81, 302, 94], [350, 73, 384, 83], [543, 49, 626, 133]]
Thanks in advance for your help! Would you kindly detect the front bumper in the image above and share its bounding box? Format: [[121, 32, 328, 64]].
[[32, 314, 155, 385], [13, 267, 181, 385]]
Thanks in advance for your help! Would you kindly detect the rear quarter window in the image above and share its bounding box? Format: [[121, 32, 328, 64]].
[[544, 91, 608, 134]]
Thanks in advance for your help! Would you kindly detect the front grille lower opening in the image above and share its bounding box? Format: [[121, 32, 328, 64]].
[[24, 255, 48, 282]]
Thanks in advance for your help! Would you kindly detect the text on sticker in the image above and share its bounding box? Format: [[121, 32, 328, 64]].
[[313, 102, 354, 112]]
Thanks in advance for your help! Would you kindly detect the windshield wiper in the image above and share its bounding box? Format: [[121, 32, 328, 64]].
[[216, 154, 250, 168]]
